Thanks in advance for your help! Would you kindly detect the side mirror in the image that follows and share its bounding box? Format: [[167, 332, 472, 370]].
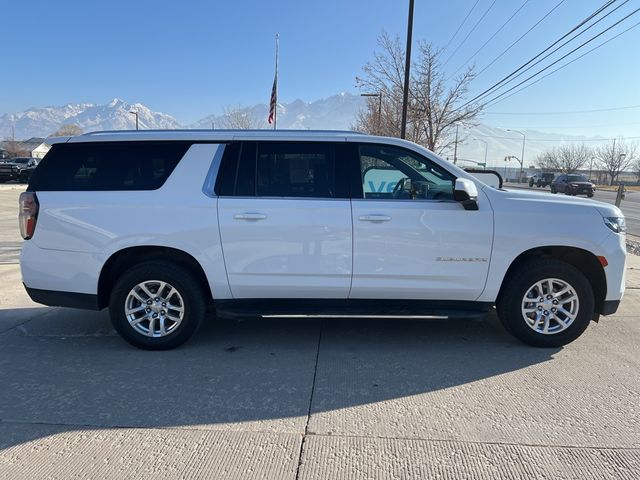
[[454, 178, 479, 211], [402, 178, 412, 193]]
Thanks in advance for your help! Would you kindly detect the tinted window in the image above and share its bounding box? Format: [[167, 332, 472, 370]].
[[567, 174, 589, 182], [28, 142, 191, 191], [359, 144, 455, 201], [216, 142, 348, 198]]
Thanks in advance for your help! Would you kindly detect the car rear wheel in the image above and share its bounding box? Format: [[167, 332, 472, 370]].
[[109, 261, 206, 350], [497, 258, 594, 347]]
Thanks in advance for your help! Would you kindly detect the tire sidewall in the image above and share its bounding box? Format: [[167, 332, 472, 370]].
[[500, 260, 594, 347], [109, 262, 205, 350]]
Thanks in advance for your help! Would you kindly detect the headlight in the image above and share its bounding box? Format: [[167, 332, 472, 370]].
[[604, 216, 626, 234]]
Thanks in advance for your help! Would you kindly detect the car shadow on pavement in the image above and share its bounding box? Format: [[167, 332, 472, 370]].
[[0, 306, 559, 450]]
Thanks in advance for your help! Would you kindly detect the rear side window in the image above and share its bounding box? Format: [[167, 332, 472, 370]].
[[28, 141, 191, 191], [215, 141, 350, 198]]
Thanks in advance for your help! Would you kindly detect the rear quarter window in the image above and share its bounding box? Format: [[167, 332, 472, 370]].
[[27, 141, 192, 191]]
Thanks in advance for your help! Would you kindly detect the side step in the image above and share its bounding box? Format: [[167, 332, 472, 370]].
[[214, 299, 491, 321]]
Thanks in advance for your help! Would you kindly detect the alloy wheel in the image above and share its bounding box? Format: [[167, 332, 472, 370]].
[[124, 280, 185, 337], [521, 278, 579, 335]]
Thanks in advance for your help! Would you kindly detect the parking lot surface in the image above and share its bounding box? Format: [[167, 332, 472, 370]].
[[1, 184, 639, 479]]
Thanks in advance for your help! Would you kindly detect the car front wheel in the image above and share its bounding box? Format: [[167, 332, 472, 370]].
[[497, 258, 594, 347], [109, 261, 206, 350]]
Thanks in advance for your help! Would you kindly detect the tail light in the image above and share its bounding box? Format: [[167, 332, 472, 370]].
[[19, 192, 39, 240]]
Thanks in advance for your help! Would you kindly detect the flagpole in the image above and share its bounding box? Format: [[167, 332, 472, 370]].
[[274, 33, 279, 130]]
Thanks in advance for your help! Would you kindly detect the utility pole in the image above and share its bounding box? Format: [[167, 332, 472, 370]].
[[400, 0, 414, 139], [453, 123, 459, 164]]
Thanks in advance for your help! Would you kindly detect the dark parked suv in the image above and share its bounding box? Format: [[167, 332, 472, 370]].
[[0, 157, 39, 183], [551, 174, 595, 197]]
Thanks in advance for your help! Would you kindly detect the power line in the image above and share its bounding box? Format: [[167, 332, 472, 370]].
[[478, 0, 630, 103], [484, 104, 640, 115], [449, 0, 531, 77], [442, 0, 499, 67], [442, 0, 480, 53], [480, 13, 640, 109], [464, 0, 619, 108], [474, 0, 568, 78]]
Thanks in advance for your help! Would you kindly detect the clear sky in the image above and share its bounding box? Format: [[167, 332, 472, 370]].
[[2, 0, 639, 137]]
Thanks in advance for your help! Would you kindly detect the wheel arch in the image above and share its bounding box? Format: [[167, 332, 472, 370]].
[[98, 246, 213, 309], [497, 246, 607, 316]]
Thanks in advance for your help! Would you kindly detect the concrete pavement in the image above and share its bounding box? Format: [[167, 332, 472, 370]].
[[1, 258, 639, 478]]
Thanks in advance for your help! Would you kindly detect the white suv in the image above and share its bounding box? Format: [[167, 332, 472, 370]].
[[19, 130, 626, 349]]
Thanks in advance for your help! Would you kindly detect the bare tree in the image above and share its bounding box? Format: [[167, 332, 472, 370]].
[[1, 138, 28, 158], [355, 31, 481, 153], [52, 124, 83, 136], [595, 138, 637, 185], [535, 150, 557, 171], [634, 156, 640, 183], [220, 106, 263, 129], [535, 144, 592, 173]]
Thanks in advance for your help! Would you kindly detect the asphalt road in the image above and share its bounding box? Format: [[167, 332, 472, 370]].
[[506, 183, 640, 239]]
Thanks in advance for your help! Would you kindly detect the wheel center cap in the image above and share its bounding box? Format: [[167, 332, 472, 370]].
[[150, 302, 163, 313], [541, 300, 554, 310]]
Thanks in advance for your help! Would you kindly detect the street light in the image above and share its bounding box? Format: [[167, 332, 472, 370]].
[[360, 93, 383, 134], [129, 111, 139, 130], [507, 129, 525, 182], [474, 138, 488, 169]]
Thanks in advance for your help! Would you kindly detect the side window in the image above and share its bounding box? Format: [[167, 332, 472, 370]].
[[216, 142, 348, 198], [256, 142, 336, 198], [359, 144, 455, 201], [28, 142, 191, 191]]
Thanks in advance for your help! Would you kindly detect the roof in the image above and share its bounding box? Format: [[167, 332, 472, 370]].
[[48, 129, 374, 145]]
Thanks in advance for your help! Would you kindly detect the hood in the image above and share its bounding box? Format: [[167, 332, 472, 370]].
[[491, 187, 621, 217]]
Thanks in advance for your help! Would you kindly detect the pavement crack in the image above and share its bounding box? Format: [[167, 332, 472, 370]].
[[294, 319, 323, 480]]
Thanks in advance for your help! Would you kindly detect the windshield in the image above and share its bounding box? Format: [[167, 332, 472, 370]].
[[12, 158, 30, 164], [567, 174, 589, 182]]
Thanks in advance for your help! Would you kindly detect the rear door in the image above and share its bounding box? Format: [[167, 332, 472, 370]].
[[217, 141, 353, 298], [349, 143, 493, 300]]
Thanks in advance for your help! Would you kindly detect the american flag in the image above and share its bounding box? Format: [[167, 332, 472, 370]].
[[268, 73, 277, 125]]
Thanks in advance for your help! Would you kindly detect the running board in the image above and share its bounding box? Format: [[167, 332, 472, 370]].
[[214, 299, 492, 321], [261, 314, 449, 319]]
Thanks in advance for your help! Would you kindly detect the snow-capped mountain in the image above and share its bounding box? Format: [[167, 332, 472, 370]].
[[0, 99, 181, 139], [0, 94, 603, 168], [188, 92, 364, 130]]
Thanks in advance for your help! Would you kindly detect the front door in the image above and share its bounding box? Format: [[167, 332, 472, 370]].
[[217, 141, 353, 298], [350, 143, 493, 301]]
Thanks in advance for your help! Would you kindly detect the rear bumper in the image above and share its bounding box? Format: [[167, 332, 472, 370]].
[[24, 285, 100, 310]]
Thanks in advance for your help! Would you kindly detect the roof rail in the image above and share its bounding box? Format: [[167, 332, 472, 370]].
[[81, 129, 365, 136]]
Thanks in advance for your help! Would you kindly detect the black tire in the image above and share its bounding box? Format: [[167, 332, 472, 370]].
[[529, 179, 534, 188], [550, 187, 556, 194], [497, 258, 594, 347], [587, 193, 594, 198], [109, 261, 206, 350]]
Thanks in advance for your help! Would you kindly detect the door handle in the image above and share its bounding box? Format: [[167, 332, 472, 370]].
[[359, 214, 392, 222], [234, 213, 267, 221]]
